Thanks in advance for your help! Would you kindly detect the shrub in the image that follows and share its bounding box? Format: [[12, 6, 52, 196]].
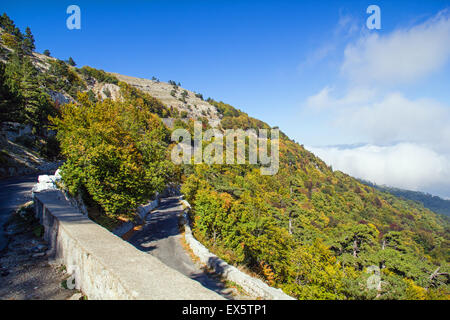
[[77, 66, 118, 84], [103, 87, 111, 98], [1, 33, 18, 49]]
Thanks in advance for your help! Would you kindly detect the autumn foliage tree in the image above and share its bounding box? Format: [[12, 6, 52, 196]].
[[51, 93, 175, 217]]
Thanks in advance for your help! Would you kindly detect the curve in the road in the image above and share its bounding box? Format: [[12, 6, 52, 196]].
[[129, 197, 237, 299]]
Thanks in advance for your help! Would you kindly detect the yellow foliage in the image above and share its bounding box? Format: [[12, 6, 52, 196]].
[[1, 33, 17, 48], [404, 279, 426, 300], [260, 261, 276, 286]]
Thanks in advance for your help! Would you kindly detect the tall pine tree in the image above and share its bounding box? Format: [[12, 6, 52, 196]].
[[0, 62, 20, 123], [4, 53, 54, 132], [0, 13, 15, 33], [23, 26, 35, 53]]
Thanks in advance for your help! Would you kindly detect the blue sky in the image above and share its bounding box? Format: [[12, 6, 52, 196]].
[[4, 0, 450, 197]]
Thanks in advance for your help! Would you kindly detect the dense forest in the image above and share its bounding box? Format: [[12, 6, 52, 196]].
[[180, 109, 449, 299], [361, 180, 450, 217], [1, 13, 448, 300]]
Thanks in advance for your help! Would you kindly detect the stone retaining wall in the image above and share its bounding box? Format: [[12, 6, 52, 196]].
[[136, 194, 160, 222], [113, 194, 160, 237], [180, 199, 295, 300], [33, 190, 223, 300]]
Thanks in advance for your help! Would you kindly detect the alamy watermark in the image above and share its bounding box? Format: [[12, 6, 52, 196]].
[[66, 5, 81, 30], [366, 5, 381, 30], [65, 264, 80, 290], [65, 5, 380, 31], [171, 121, 279, 175], [366, 265, 381, 290]]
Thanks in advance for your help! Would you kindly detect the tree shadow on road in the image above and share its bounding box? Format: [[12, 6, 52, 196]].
[[128, 198, 182, 252], [188, 269, 234, 299]]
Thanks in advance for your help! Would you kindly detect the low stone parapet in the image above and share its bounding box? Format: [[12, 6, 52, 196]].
[[33, 190, 223, 300], [180, 199, 295, 300]]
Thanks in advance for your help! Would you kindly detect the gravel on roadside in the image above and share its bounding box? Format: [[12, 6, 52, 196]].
[[0, 202, 82, 300]]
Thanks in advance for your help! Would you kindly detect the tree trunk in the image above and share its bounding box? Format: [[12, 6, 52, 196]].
[[353, 239, 358, 257], [288, 212, 292, 235]]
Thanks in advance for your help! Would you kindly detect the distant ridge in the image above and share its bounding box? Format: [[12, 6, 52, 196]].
[[360, 179, 450, 216]]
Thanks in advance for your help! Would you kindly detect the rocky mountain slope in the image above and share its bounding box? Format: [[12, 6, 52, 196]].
[[112, 73, 221, 124]]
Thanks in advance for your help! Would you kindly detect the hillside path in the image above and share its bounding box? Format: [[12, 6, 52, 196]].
[[129, 196, 247, 299], [0, 174, 38, 252], [0, 174, 75, 300]]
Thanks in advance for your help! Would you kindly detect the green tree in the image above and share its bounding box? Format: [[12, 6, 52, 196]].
[[66, 57, 76, 66], [0, 13, 23, 54], [51, 93, 175, 217], [1, 33, 20, 51], [330, 224, 379, 269], [0, 13, 16, 34], [193, 188, 230, 244], [3, 53, 55, 132], [0, 62, 20, 123], [284, 240, 353, 299], [23, 26, 35, 53]]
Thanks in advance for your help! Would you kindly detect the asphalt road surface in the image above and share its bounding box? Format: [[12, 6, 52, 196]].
[[0, 176, 243, 299], [0, 174, 38, 252], [129, 197, 239, 299]]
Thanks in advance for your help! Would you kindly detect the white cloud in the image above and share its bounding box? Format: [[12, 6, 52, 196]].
[[305, 86, 450, 153], [306, 86, 334, 109], [335, 13, 359, 36], [308, 143, 450, 197], [306, 86, 377, 110], [341, 10, 450, 85], [334, 93, 450, 153], [301, 9, 450, 198], [303, 90, 450, 196]]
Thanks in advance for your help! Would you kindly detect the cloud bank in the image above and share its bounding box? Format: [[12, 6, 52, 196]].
[[334, 93, 450, 152], [341, 10, 450, 85], [308, 143, 450, 197], [303, 10, 450, 198]]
